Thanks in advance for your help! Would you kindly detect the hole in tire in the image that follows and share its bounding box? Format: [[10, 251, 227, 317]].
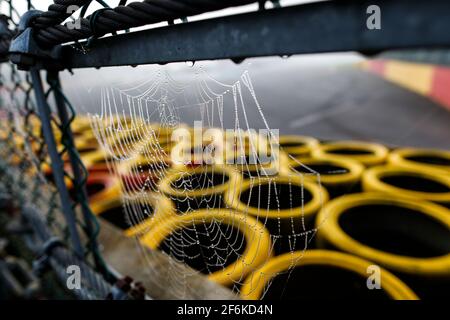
[[159, 222, 246, 274], [339, 204, 450, 258]]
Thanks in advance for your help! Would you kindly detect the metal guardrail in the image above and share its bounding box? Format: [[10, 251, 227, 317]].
[[7, 0, 450, 70], [60, 0, 450, 69]]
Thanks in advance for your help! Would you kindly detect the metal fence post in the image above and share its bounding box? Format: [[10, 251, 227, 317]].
[[47, 70, 108, 273], [30, 68, 84, 257]]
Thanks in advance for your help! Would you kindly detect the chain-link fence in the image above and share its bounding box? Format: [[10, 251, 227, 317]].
[[0, 0, 115, 300], [0, 0, 276, 300]]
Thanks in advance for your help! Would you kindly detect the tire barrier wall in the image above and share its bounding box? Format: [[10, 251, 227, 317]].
[[141, 209, 272, 287], [315, 193, 450, 299], [62, 118, 450, 297]]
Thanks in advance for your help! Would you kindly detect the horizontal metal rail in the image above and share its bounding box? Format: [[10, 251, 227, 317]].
[[60, 0, 450, 69]]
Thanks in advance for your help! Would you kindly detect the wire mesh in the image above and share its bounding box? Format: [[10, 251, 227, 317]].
[[0, 0, 114, 299]]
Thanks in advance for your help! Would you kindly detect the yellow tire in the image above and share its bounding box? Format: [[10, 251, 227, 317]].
[[74, 130, 99, 148], [149, 123, 179, 141], [141, 209, 272, 286], [71, 116, 92, 134], [389, 147, 450, 174], [74, 143, 99, 155], [362, 165, 450, 206], [315, 192, 450, 277], [223, 130, 289, 176], [224, 130, 267, 154], [225, 175, 329, 239], [81, 150, 111, 172], [118, 154, 172, 194], [91, 193, 175, 237], [171, 142, 230, 167], [241, 249, 418, 300], [159, 165, 241, 213], [225, 148, 291, 178], [41, 163, 74, 188], [312, 141, 388, 166], [62, 141, 99, 163], [288, 156, 364, 195], [278, 135, 319, 157]]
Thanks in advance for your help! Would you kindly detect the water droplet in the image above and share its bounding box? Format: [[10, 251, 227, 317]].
[[231, 57, 245, 64], [186, 61, 195, 67]]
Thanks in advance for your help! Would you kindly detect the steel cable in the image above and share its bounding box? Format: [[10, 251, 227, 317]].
[[33, 0, 258, 47], [33, 0, 92, 29]]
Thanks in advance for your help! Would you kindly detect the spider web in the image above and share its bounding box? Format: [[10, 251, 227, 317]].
[[86, 66, 327, 299]]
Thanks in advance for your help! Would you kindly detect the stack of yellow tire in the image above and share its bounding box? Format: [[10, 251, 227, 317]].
[[65, 115, 449, 300]]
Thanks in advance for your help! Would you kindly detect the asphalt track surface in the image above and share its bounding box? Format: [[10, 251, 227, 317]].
[[64, 54, 450, 150], [252, 67, 450, 149]]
